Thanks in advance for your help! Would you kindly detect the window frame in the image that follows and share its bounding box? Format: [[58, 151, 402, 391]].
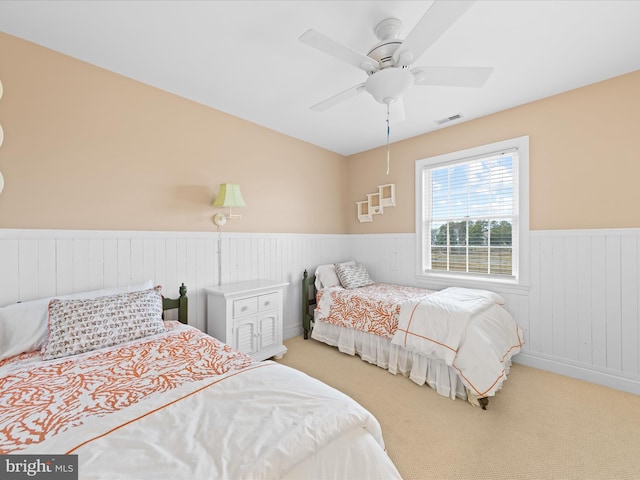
[[415, 135, 530, 294]]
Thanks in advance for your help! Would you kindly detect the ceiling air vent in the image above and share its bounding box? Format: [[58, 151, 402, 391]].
[[436, 114, 462, 125]]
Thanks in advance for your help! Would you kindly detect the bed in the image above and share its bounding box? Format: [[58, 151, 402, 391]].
[[1, 281, 401, 479], [303, 262, 524, 409]]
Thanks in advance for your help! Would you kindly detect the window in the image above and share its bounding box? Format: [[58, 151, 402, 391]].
[[415, 136, 529, 291]]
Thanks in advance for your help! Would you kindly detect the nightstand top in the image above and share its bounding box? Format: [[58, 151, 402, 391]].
[[204, 279, 289, 297]]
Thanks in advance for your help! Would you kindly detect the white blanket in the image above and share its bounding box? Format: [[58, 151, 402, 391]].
[[452, 303, 523, 397], [21, 361, 396, 479], [391, 287, 523, 397], [392, 287, 505, 366]]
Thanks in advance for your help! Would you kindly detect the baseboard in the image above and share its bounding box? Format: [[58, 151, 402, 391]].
[[514, 351, 640, 396], [284, 324, 303, 341]]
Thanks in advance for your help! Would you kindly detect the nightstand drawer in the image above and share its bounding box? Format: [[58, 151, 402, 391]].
[[233, 297, 258, 317], [259, 292, 279, 311]]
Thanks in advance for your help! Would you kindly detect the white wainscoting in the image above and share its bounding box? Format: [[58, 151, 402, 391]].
[[2, 228, 639, 396], [0, 229, 350, 339], [346, 230, 640, 395]]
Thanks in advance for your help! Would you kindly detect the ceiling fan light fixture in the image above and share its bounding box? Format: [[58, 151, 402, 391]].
[[365, 68, 414, 104]]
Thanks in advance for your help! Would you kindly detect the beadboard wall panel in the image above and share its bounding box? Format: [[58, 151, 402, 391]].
[[0, 230, 349, 338], [1, 228, 639, 395]]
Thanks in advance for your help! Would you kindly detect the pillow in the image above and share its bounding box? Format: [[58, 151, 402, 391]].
[[0, 280, 153, 360], [335, 262, 375, 289], [314, 261, 356, 290], [42, 287, 165, 361]]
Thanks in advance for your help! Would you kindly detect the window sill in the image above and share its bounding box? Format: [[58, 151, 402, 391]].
[[415, 272, 530, 295]]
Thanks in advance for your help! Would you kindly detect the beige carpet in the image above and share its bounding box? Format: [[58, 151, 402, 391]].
[[275, 336, 640, 480]]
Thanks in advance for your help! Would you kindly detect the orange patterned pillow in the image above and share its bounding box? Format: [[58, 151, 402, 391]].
[[42, 287, 166, 360]]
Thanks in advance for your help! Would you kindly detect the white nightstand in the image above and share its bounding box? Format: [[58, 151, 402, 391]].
[[204, 280, 289, 361]]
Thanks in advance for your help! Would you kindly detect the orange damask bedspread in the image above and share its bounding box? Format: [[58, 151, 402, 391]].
[[0, 322, 253, 454], [314, 283, 434, 339]]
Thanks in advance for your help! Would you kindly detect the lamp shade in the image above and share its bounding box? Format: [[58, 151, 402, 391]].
[[212, 183, 246, 208]]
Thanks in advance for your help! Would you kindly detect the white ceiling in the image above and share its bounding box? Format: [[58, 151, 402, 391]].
[[1, 0, 639, 156]]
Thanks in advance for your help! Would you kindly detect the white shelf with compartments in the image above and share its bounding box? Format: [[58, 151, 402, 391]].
[[357, 183, 395, 223], [204, 279, 289, 361]]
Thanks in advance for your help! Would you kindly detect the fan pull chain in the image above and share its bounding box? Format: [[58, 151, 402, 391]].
[[386, 102, 390, 175]]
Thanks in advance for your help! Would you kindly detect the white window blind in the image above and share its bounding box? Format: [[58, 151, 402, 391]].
[[424, 149, 516, 277], [415, 136, 529, 290]]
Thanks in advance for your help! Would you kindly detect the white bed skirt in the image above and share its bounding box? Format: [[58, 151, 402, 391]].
[[312, 321, 509, 402]]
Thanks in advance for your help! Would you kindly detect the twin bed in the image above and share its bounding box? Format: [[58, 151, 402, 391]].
[[0, 281, 401, 479], [303, 261, 524, 408]]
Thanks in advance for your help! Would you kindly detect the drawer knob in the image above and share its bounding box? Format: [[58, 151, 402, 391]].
[[264, 301, 271, 306]]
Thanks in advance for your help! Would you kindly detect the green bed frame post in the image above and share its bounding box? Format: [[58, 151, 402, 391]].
[[302, 270, 316, 339], [162, 283, 188, 324], [177, 283, 188, 324]]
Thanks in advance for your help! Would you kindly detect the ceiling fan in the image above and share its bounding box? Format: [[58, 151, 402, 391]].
[[299, 0, 493, 115]]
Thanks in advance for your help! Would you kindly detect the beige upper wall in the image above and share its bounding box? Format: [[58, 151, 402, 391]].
[[1, 32, 639, 235], [346, 69, 640, 233], [0, 33, 348, 234]]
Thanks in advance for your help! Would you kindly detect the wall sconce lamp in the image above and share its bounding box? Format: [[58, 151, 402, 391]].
[[212, 183, 246, 226]]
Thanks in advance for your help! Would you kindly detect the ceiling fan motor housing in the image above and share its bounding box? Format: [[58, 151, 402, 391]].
[[367, 40, 402, 69], [367, 18, 404, 69]]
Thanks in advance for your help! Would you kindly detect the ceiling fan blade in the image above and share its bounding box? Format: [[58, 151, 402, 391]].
[[299, 29, 379, 74], [393, 0, 475, 67], [412, 66, 493, 87], [310, 83, 366, 112]]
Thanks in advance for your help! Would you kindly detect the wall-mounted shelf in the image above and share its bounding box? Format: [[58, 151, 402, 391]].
[[357, 201, 372, 223], [379, 183, 395, 207], [367, 192, 383, 215], [357, 183, 395, 223]]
